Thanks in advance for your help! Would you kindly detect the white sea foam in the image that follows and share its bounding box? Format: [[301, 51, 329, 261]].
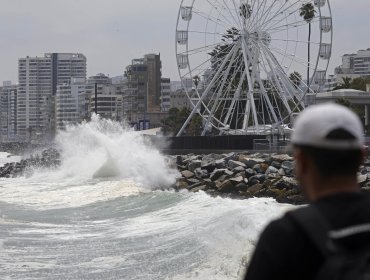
[[53, 115, 178, 188], [0, 152, 21, 168]]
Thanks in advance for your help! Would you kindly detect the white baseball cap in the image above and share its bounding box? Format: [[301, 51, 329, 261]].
[[291, 103, 364, 150]]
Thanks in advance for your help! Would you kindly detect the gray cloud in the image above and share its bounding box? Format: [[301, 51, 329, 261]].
[[0, 0, 369, 83]]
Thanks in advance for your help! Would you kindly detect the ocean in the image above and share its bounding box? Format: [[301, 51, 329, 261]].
[[0, 117, 293, 279]]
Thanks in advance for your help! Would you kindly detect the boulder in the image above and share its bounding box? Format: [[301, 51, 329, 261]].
[[265, 166, 278, 175], [194, 168, 208, 179], [215, 159, 227, 169], [232, 166, 246, 174], [281, 161, 295, 176], [239, 157, 266, 168], [186, 178, 200, 185], [188, 160, 202, 172], [275, 176, 299, 190], [218, 180, 234, 193], [235, 182, 249, 192], [271, 154, 293, 162], [244, 168, 256, 178], [210, 169, 227, 181], [270, 161, 282, 169], [181, 170, 195, 179], [247, 184, 264, 195], [230, 176, 244, 185], [228, 160, 246, 170]]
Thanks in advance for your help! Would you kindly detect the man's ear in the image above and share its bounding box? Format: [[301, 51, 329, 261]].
[[294, 148, 308, 178]]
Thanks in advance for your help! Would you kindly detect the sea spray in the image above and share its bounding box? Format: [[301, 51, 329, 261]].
[[54, 115, 179, 188]]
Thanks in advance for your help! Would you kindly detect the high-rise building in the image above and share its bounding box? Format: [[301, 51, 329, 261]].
[[86, 73, 123, 121], [335, 49, 370, 80], [144, 54, 162, 113], [55, 78, 87, 130], [0, 82, 17, 142], [123, 54, 162, 124], [17, 53, 86, 141], [161, 78, 171, 112]]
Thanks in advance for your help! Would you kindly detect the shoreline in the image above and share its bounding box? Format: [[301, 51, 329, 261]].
[[171, 151, 370, 205]]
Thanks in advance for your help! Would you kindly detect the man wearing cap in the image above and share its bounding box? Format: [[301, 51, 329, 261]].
[[244, 103, 370, 280]]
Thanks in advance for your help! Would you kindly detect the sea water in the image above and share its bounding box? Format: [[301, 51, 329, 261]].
[[0, 116, 294, 280]]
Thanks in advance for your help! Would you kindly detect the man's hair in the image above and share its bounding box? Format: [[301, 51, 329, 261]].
[[295, 145, 363, 177]]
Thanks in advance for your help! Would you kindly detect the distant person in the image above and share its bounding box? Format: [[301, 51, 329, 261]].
[[244, 103, 370, 280]]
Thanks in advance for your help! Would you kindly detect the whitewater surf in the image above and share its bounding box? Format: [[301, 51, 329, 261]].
[[0, 117, 294, 279]]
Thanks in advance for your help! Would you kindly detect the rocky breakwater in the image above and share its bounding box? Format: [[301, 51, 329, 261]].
[[0, 148, 61, 178], [173, 152, 370, 205]]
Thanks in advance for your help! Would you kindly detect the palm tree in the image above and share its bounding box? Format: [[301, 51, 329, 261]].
[[193, 75, 201, 89], [299, 3, 316, 92], [289, 71, 303, 88]]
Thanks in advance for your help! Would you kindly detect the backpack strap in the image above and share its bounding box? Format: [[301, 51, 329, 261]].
[[287, 206, 333, 258]]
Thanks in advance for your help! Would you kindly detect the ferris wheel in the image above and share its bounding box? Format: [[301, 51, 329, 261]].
[[175, 0, 332, 136]]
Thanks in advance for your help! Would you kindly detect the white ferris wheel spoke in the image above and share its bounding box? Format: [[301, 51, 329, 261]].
[[247, 0, 272, 31], [176, 0, 332, 135], [177, 43, 239, 136], [192, 8, 235, 31], [259, 0, 303, 31], [254, 0, 287, 30]]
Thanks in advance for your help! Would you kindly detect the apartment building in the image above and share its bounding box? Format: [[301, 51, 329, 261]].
[[335, 48, 370, 80], [86, 73, 123, 121], [55, 78, 87, 130], [160, 78, 171, 112], [0, 82, 17, 141], [17, 53, 86, 141]]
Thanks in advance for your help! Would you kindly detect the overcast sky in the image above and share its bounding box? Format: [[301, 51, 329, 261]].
[[0, 0, 369, 84]]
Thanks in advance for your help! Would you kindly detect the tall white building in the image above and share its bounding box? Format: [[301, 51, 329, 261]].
[[0, 82, 17, 142], [335, 48, 370, 80], [17, 53, 86, 141], [86, 74, 123, 121], [161, 78, 171, 112], [55, 78, 87, 130]]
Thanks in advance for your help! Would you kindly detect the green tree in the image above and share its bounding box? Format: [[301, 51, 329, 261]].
[[161, 107, 202, 136], [334, 77, 352, 90], [351, 77, 370, 91], [299, 3, 316, 92], [193, 75, 201, 89]]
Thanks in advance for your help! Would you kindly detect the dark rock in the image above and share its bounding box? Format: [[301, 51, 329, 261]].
[[270, 161, 281, 169], [235, 182, 249, 192], [215, 159, 226, 169], [232, 166, 245, 174], [275, 177, 299, 190], [266, 166, 278, 175], [188, 160, 202, 172], [194, 168, 208, 179], [203, 179, 216, 189], [230, 176, 244, 185], [281, 161, 295, 176], [218, 180, 234, 193], [210, 169, 226, 181], [249, 175, 267, 185], [244, 168, 256, 178], [224, 169, 234, 176], [190, 185, 208, 193], [186, 178, 200, 185], [176, 180, 188, 189], [176, 155, 183, 166], [247, 184, 264, 195]]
